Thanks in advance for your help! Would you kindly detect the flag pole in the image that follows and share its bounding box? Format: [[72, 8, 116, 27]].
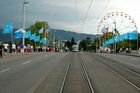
[[22, 0, 29, 54], [11, 27, 13, 47], [114, 21, 117, 53], [45, 23, 47, 48]]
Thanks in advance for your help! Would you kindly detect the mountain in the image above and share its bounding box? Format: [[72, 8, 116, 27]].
[[0, 29, 96, 42], [49, 29, 96, 41]]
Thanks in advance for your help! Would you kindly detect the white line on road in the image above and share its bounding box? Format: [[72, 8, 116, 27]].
[[22, 61, 31, 65], [0, 68, 11, 73], [45, 55, 48, 57]]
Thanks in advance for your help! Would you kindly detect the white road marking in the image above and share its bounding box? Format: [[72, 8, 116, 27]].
[[45, 55, 48, 57], [22, 61, 31, 65], [0, 68, 11, 73]]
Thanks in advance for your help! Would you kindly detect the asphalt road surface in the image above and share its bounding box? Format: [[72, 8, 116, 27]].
[[0, 52, 140, 93]]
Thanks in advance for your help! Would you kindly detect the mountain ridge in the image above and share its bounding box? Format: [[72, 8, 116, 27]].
[[0, 29, 96, 42]]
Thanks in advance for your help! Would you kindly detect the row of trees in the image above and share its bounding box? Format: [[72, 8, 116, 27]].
[[18, 21, 49, 46], [17, 21, 140, 51], [96, 32, 140, 50], [78, 32, 140, 52], [64, 37, 76, 51]]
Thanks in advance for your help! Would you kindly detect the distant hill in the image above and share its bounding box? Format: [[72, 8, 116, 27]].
[[49, 29, 96, 41], [0, 29, 96, 42]]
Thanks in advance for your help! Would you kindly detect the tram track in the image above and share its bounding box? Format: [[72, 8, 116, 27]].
[[59, 53, 72, 93], [59, 52, 95, 93], [91, 53, 140, 91], [78, 53, 95, 93]]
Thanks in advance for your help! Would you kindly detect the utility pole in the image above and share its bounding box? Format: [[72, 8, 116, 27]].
[[53, 29, 56, 48], [22, 0, 29, 53], [44, 23, 47, 48], [114, 21, 117, 53]]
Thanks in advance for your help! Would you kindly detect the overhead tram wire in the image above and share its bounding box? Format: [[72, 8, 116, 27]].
[[96, 0, 110, 46], [96, 0, 110, 20], [75, 0, 80, 42], [74, 0, 94, 39], [82, 0, 93, 27], [75, 0, 79, 23]]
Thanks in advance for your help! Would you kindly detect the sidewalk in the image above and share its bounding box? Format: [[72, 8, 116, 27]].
[[0, 52, 36, 63], [118, 52, 140, 57], [0, 52, 54, 63], [96, 53, 140, 70]]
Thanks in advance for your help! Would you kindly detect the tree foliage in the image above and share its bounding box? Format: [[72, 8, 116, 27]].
[[96, 32, 140, 50], [25, 21, 49, 46], [79, 37, 92, 51]]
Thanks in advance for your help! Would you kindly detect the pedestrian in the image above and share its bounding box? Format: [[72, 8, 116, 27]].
[[26, 44, 30, 55], [12, 44, 16, 54], [30, 45, 33, 52], [33, 45, 36, 52], [20, 44, 24, 53], [0, 42, 3, 58], [3, 43, 9, 57]]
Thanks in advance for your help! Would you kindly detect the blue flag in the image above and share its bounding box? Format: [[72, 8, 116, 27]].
[[40, 38, 45, 43], [39, 27, 43, 34], [122, 33, 129, 40], [30, 33, 36, 40], [15, 31, 22, 39], [128, 31, 138, 40], [119, 35, 124, 41], [3, 22, 13, 33], [43, 40, 46, 44], [115, 36, 120, 43], [40, 38, 43, 43], [35, 35, 40, 42], [25, 31, 31, 39]]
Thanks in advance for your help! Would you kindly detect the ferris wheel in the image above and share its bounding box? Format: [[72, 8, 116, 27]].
[[97, 12, 137, 35]]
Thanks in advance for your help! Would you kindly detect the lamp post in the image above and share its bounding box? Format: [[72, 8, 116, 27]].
[[136, 27, 139, 54], [95, 35, 98, 53], [53, 29, 56, 48], [114, 21, 117, 53], [22, 0, 29, 53]]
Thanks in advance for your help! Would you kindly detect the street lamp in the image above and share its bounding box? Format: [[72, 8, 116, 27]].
[[53, 29, 56, 48], [113, 21, 117, 53], [22, 0, 29, 53]]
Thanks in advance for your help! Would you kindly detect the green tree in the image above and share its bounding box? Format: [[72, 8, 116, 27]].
[[71, 37, 76, 46], [26, 21, 49, 46], [79, 39, 87, 51]]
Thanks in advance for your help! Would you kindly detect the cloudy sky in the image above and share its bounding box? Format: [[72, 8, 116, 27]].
[[0, 0, 140, 34]]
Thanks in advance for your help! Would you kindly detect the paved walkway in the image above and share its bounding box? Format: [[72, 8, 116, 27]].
[[96, 53, 140, 70], [0, 52, 46, 63], [119, 52, 140, 57]]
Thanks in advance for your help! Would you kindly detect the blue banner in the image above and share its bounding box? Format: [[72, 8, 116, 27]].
[[30, 33, 36, 40], [128, 31, 138, 40], [119, 35, 124, 41], [40, 38, 45, 43], [102, 30, 138, 47], [35, 35, 40, 42], [3, 22, 13, 33], [25, 31, 31, 39], [123, 33, 129, 40], [115, 36, 120, 43], [15, 31, 22, 39]]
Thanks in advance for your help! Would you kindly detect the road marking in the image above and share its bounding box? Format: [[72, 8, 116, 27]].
[[0, 68, 11, 73], [22, 61, 31, 65], [45, 55, 48, 57]]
